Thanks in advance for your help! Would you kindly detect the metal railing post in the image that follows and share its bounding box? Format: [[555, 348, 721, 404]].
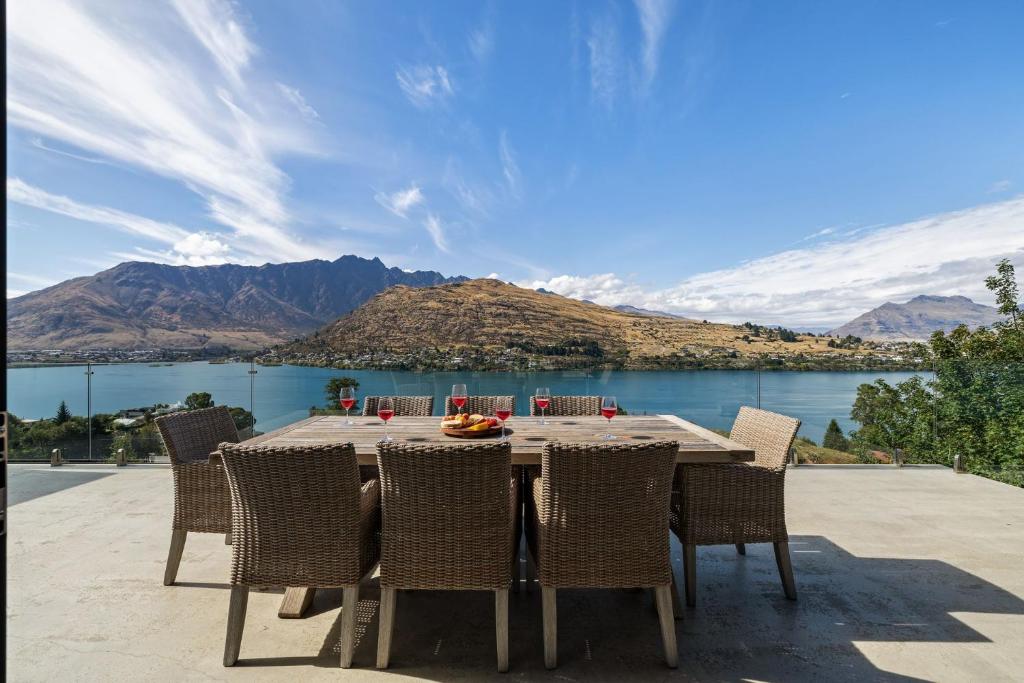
[[84, 361, 95, 461]]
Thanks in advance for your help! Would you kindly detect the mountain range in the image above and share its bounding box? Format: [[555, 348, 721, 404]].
[[6, 256, 462, 350], [827, 295, 1004, 341]]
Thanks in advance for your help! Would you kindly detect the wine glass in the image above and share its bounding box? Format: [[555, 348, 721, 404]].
[[451, 384, 468, 415], [535, 387, 550, 425], [495, 396, 512, 441], [600, 396, 617, 440], [378, 396, 395, 442], [339, 387, 356, 426]]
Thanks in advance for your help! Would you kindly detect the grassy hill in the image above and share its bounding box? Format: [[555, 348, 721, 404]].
[[270, 278, 892, 370]]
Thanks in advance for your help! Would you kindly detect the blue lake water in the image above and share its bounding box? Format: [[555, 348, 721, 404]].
[[5, 362, 929, 444]]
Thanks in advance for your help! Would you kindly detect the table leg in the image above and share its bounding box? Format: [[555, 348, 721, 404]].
[[278, 587, 316, 618]]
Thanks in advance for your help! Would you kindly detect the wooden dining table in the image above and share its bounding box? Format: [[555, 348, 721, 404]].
[[225, 413, 755, 618]]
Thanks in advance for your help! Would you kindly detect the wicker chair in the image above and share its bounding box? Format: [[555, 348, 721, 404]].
[[671, 406, 801, 607], [375, 441, 518, 672], [155, 406, 238, 586], [443, 395, 515, 416], [361, 395, 434, 417], [528, 395, 601, 416], [219, 443, 380, 668], [526, 441, 679, 669]]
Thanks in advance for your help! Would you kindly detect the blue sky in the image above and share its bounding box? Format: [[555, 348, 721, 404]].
[[6, 0, 1024, 326]]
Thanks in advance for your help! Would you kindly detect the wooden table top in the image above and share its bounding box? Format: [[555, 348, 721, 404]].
[[231, 414, 754, 465]]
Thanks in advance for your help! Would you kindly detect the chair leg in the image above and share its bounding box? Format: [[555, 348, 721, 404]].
[[735, 543, 745, 555], [278, 587, 316, 618], [222, 585, 249, 666], [376, 587, 397, 669], [340, 585, 360, 668], [224, 532, 232, 545], [495, 589, 510, 672], [163, 529, 187, 586], [542, 586, 557, 669], [682, 544, 696, 607], [774, 541, 798, 600], [654, 585, 679, 668], [669, 570, 683, 620]]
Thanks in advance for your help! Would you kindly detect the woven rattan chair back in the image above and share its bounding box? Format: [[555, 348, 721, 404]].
[[376, 441, 514, 590], [220, 442, 375, 587], [156, 406, 239, 465], [730, 407, 801, 471], [443, 395, 515, 416], [362, 395, 434, 417], [535, 441, 677, 588], [529, 395, 601, 416]]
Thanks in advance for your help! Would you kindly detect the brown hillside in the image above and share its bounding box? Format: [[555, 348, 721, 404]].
[[283, 278, 846, 361]]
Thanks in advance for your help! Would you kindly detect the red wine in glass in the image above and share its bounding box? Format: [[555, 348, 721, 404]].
[[535, 388, 550, 425], [452, 384, 468, 414], [339, 387, 356, 425], [378, 397, 395, 442], [496, 396, 512, 441], [601, 396, 617, 440]]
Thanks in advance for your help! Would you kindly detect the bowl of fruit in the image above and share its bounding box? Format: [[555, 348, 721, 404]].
[[440, 413, 503, 438]]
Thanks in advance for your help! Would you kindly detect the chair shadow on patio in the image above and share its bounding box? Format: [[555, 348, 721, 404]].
[[234, 534, 1024, 680]]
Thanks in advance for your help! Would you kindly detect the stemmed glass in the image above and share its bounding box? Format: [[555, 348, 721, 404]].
[[339, 387, 356, 426], [378, 396, 395, 442], [495, 396, 512, 441], [600, 396, 617, 440], [535, 387, 550, 425], [451, 384, 468, 415]]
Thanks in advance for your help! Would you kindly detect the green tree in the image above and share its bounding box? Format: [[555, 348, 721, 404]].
[[822, 419, 849, 452], [184, 392, 214, 410], [324, 377, 360, 408], [227, 406, 255, 433], [55, 400, 72, 424], [849, 260, 1024, 486], [109, 431, 136, 463]]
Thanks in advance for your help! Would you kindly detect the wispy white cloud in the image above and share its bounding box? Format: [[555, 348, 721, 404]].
[[633, 0, 675, 90], [423, 213, 450, 253], [522, 198, 1024, 326], [8, 178, 234, 266], [375, 184, 425, 218], [468, 18, 494, 63], [396, 65, 454, 108], [587, 13, 621, 108], [170, 0, 255, 86], [7, 0, 322, 263], [7, 272, 59, 289], [443, 160, 493, 217], [499, 131, 522, 198], [988, 179, 1012, 194], [276, 83, 319, 120]]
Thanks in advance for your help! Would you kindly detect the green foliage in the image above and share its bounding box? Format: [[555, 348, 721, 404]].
[[325, 376, 360, 408], [109, 431, 136, 463], [822, 419, 850, 452], [55, 400, 72, 424], [849, 260, 1024, 486], [184, 392, 214, 410], [227, 406, 255, 433]]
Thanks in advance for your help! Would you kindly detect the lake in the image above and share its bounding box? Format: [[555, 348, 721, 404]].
[[5, 362, 929, 444]]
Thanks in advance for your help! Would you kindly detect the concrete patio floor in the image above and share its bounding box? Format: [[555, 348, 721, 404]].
[[6, 463, 1024, 682]]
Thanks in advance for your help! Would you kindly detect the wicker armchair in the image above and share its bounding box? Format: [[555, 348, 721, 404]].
[[361, 395, 434, 417], [155, 406, 238, 586], [219, 443, 380, 668], [443, 395, 515, 416], [375, 441, 518, 672], [528, 395, 601, 416], [526, 441, 679, 669], [671, 406, 801, 607]]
